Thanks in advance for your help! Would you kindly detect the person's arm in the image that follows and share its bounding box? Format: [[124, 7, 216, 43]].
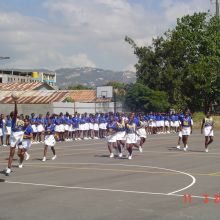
[[14, 100, 18, 119], [201, 118, 205, 134]]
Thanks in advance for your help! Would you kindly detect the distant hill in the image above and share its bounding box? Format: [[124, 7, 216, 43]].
[[55, 67, 136, 88]]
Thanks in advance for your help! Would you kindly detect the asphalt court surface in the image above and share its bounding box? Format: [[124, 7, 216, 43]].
[[0, 131, 220, 220]]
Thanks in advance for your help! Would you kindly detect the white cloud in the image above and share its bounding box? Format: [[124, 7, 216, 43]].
[[161, 0, 211, 22], [0, 0, 212, 71]]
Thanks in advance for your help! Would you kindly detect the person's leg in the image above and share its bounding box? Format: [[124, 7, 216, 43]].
[[5, 147, 16, 175], [42, 145, 48, 161], [183, 136, 189, 151], [108, 142, 114, 157], [127, 144, 133, 159], [17, 148, 25, 167]]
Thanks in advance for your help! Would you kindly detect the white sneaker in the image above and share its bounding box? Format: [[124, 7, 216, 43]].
[[118, 153, 123, 158], [139, 146, 143, 153], [52, 155, 57, 160], [18, 163, 23, 168], [42, 157, 46, 162], [128, 155, 132, 160], [3, 144, 7, 147], [5, 168, 11, 176], [183, 145, 188, 152], [176, 145, 181, 150], [25, 153, 30, 161], [109, 153, 114, 158], [205, 148, 209, 153]]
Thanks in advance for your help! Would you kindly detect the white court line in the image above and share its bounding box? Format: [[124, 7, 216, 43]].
[[5, 163, 196, 195], [5, 181, 213, 201]]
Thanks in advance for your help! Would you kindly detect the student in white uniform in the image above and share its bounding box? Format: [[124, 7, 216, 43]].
[[201, 111, 214, 152], [125, 115, 137, 160], [116, 116, 126, 158], [179, 110, 193, 152], [106, 116, 118, 158], [136, 115, 147, 152], [17, 118, 33, 168], [42, 119, 57, 162], [5, 98, 24, 176]]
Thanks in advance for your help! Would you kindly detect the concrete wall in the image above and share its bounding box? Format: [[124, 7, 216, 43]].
[[0, 102, 123, 116], [53, 102, 123, 114], [0, 104, 52, 116]]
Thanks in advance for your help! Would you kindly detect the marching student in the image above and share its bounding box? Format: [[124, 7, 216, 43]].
[[36, 114, 45, 143], [106, 115, 118, 158], [42, 119, 57, 162], [116, 115, 126, 158], [136, 115, 147, 152], [125, 115, 137, 160], [201, 111, 214, 153], [99, 113, 107, 138], [179, 110, 192, 152], [17, 118, 33, 167], [5, 98, 24, 176]]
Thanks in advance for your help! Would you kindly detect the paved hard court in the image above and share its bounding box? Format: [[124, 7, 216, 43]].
[[0, 131, 220, 220]]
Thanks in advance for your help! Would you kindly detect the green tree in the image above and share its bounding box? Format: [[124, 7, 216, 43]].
[[68, 84, 93, 90], [125, 12, 220, 112], [125, 83, 169, 112]]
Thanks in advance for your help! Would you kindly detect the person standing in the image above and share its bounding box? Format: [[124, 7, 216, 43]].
[[201, 111, 214, 153], [42, 119, 57, 162], [179, 110, 192, 152]]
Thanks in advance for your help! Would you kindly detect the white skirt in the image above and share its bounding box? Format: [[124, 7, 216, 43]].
[[20, 139, 32, 150], [175, 121, 180, 127], [156, 121, 160, 127], [106, 133, 117, 143], [116, 131, 126, 141], [164, 121, 170, 127], [37, 124, 45, 132], [0, 128, 3, 136], [137, 128, 147, 138], [89, 123, 94, 130], [182, 127, 191, 136], [10, 131, 24, 148], [55, 125, 60, 132], [203, 126, 214, 137], [45, 135, 56, 146], [99, 123, 106, 129], [5, 126, 11, 135], [126, 133, 137, 144], [59, 124, 65, 132], [93, 123, 99, 131], [84, 123, 90, 131], [160, 120, 165, 127], [31, 124, 38, 133], [64, 124, 70, 131], [79, 124, 85, 131]]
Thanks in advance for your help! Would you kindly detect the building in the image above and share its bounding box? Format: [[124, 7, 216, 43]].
[[0, 69, 56, 87], [0, 83, 123, 115]]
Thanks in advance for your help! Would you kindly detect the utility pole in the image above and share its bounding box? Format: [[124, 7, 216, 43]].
[[216, 0, 219, 17]]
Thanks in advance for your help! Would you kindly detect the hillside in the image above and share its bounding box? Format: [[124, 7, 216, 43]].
[[55, 67, 136, 88]]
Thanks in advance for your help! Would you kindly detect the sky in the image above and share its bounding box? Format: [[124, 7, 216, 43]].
[[0, 0, 215, 71]]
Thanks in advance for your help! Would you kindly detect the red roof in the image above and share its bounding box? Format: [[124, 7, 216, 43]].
[[0, 82, 54, 91], [0, 90, 69, 104], [69, 90, 111, 103]]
